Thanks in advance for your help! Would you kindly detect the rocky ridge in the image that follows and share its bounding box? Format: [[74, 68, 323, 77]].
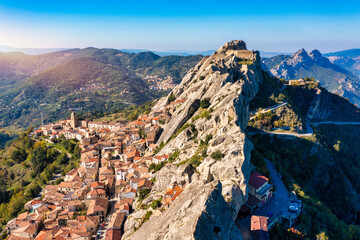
[[122, 40, 263, 240]]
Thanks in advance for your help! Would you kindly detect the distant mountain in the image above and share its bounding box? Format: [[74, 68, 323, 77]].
[[120, 48, 216, 57], [0, 45, 70, 55], [0, 48, 202, 129], [261, 54, 290, 70], [122, 49, 287, 58], [324, 49, 360, 58], [262, 48, 360, 106], [324, 49, 360, 78]]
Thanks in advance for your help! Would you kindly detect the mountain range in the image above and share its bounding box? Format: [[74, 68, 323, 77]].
[[0, 48, 202, 129], [262, 48, 360, 106], [0, 44, 291, 58]]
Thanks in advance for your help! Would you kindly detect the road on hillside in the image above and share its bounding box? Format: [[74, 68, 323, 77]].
[[236, 158, 290, 240], [249, 102, 288, 120], [247, 121, 360, 138]]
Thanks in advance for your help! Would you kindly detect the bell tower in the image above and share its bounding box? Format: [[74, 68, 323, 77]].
[[70, 112, 77, 128]]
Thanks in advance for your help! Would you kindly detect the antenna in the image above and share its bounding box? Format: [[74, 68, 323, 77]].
[[41, 112, 44, 126]]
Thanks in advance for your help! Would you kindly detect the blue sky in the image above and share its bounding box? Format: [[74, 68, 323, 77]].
[[0, 0, 359, 53]]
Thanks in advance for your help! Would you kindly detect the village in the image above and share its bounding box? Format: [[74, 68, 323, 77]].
[[145, 75, 176, 91], [5, 98, 189, 240], [5, 95, 301, 240]]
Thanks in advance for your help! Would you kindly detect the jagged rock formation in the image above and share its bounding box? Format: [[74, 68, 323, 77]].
[[122, 40, 263, 240], [263, 48, 360, 106]]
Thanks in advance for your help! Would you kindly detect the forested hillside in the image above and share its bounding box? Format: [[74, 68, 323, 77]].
[[0, 48, 202, 130], [0, 128, 80, 233]]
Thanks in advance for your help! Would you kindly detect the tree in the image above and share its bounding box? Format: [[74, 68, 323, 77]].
[[11, 148, 27, 163], [58, 152, 69, 165], [168, 93, 176, 103], [200, 98, 211, 108]]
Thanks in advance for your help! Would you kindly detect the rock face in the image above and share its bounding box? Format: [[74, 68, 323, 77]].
[[122, 40, 263, 240], [126, 181, 242, 240]]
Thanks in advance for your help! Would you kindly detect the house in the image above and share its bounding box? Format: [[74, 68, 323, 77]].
[[87, 198, 109, 220], [240, 173, 273, 214], [11, 222, 38, 240], [90, 182, 105, 190], [115, 169, 128, 181], [107, 212, 126, 230], [251, 215, 270, 240], [34, 230, 52, 240], [118, 204, 130, 216], [125, 188, 136, 199], [58, 182, 73, 193], [65, 169, 78, 182], [85, 189, 106, 200], [147, 144, 157, 152], [249, 172, 273, 206], [105, 229, 122, 240]]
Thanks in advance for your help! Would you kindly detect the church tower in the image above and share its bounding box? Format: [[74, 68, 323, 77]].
[[70, 112, 77, 128]]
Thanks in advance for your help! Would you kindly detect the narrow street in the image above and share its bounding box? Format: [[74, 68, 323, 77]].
[[97, 194, 118, 239]]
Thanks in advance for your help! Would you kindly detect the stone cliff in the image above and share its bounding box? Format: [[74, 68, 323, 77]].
[[122, 40, 263, 240]]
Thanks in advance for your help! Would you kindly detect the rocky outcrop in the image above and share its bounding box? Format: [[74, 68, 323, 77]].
[[123, 40, 263, 240], [125, 181, 241, 240]]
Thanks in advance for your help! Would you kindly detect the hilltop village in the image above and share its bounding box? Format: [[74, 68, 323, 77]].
[[5, 99, 187, 240]]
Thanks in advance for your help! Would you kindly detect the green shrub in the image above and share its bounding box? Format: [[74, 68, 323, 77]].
[[150, 199, 162, 209], [199, 76, 205, 80], [168, 93, 176, 103], [143, 211, 153, 222], [211, 151, 224, 161], [200, 98, 211, 108], [138, 188, 151, 201], [169, 150, 180, 162]]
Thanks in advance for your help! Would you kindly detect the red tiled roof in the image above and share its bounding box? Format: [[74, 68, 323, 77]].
[[251, 215, 268, 233], [249, 171, 268, 189]]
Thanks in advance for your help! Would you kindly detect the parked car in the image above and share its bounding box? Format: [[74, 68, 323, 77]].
[[97, 230, 102, 235], [288, 205, 299, 213]]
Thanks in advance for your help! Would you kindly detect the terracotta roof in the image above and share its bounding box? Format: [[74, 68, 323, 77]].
[[87, 198, 108, 215], [105, 229, 122, 240], [165, 188, 174, 196], [91, 182, 105, 189], [249, 171, 268, 189], [251, 215, 270, 240], [66, 169, 78, 176], [108, 212, 126, 229]]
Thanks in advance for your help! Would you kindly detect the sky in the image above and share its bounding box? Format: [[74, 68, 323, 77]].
[[0, 0, 359, 53]]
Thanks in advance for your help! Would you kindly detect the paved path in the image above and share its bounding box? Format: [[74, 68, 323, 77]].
[[250, 102, 288, 120], [247, 121, 360, 138], [236, 158, 290, 239]]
